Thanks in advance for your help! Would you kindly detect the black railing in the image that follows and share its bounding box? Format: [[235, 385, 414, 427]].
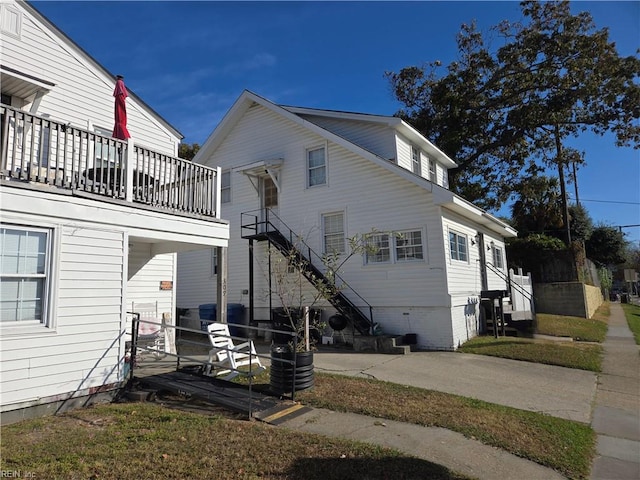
[[485, 262, 536, 316], [1, 104, 221, 217], [241, 208, 374, 335]]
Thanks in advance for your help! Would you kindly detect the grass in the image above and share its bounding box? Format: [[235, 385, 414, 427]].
[[458, 303, 610, 371], [0, 401, 470, 480], [535, 304, 609, 342], [458, 336, 603, 371], [621, 302, 640, 345], [297, 374, 595, 479]]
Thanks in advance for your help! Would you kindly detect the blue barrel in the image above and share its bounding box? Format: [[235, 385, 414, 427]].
[[198, 303, 246, 336]]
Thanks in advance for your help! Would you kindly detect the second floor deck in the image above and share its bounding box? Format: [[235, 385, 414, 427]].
[[1, 104, 221, 220]]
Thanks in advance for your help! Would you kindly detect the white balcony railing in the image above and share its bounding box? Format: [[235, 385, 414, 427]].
[[1, 104, 221, 218]]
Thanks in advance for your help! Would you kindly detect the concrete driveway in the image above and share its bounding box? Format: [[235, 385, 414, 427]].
[[312, 350, 597, 423]]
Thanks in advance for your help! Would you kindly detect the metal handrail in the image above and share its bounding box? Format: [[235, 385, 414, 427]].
[[241, 208, 374, 332]]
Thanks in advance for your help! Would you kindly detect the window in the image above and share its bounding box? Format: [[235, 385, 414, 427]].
[[396, 230, 424, 261], [365, 230, 425, 264], [221, 171, 231, 203], [365, 233, 390, 263], [210, 248, 217, 276], [411, 146, 421, 175], [322, 212, 345, 254], [449, 231, 468, 262], [1, 226, 51, 324], [492, 244, 504, 269], [428, 158, 436, 182], [307, 146, 326, 187], [94, 126, 117, 167]]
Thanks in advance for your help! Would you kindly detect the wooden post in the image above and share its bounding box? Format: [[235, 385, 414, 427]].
[[216, 245, 228, 324]]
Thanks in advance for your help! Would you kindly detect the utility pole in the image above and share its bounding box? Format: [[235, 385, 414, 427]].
[[555, 124, 571, 245]]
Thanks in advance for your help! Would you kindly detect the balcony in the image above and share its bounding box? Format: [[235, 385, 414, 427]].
[[1, 104, 221, 219]]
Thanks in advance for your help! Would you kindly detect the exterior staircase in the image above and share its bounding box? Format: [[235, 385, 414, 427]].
[[481, 264, 536, 337], [241, 209, 374, 336]]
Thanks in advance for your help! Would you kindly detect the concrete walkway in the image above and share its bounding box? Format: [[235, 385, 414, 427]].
[[273, 346, 599, 479], [590, 301, 640, 480]]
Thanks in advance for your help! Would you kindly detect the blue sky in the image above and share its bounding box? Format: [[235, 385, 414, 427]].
[[32, 1, 640, 244]]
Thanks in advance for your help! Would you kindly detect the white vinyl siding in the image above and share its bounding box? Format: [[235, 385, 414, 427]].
[[0, 225, 51, 324], [322, 212, 345, 254], [2, 4, 179, 155], [307, 145, 326, 187]]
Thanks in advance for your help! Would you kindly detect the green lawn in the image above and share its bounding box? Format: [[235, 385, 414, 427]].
[[621, 302, 640, 345], [0, 401, 470, 480], [535, 305, 608, 342], [458, 335, 602, 371], [458, 304, 609, 371], [298, 374, 595, 479]]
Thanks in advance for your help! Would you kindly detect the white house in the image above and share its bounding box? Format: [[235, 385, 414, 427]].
[[0, 0, 229, 423], [177, 90, 522, 351]]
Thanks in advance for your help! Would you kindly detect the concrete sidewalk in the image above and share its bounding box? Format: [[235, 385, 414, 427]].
[[590, 301, 640, 480]]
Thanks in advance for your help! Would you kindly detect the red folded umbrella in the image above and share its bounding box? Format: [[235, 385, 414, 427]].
[[112, 75, 131, 140]]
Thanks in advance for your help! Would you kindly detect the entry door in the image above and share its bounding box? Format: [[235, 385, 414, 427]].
[[260, 175, 279, 229]]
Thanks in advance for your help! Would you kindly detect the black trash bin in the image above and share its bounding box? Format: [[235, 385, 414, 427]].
[[271, 307, 322, 345]]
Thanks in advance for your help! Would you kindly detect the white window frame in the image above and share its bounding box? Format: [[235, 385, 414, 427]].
[[395, 229, 424, 262], [306, 144, 327, 187], [449, 230, 468, 262], [322, 211, 345, 254], [428, 158, 436, 183], [365, 233, 391, 264], [220, 170, 231, 204], [492, 243, 504, 269], [365, 229, 426, 265], [0, 224, 53, 328], [411, 146, 421, 175]]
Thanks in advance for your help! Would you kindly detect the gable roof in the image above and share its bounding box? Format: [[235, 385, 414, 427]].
[[283, 105, 458, 169], [21, 1, 183, 140], [196, 90, 516, 238]]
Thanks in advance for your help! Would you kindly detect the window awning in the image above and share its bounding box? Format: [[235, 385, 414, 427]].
[[0, 65, 55, 100], [233, 159, 283, 192]]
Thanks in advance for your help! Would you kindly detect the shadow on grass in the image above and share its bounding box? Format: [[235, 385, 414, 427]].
[[287, 456, 467, 480]]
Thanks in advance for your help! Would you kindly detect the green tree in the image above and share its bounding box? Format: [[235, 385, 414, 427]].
[[178, 142, 200, 161], [386, 0, 640, 218], [567, 204, 593, 243], [510, 175, 563, 237], [585, 225, 627, 267]]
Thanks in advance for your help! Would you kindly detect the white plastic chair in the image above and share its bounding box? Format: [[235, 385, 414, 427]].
[[205, 322, 265, 380]]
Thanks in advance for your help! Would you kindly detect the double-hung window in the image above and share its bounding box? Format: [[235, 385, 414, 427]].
[[449, 231, 468, 262], [220, 170, 231, 203], [322, 212, 345, 254], [396, 230, 424, 261], [411, 146, 421, 175], [365, 230, 424, 264], [492, 244, 504, 269], [307, 146, 326, 187], [365, 233, 391, 263], [428, 158, 436, 183], [94, 126, 118, 167], [1, 226, 51, 324]]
